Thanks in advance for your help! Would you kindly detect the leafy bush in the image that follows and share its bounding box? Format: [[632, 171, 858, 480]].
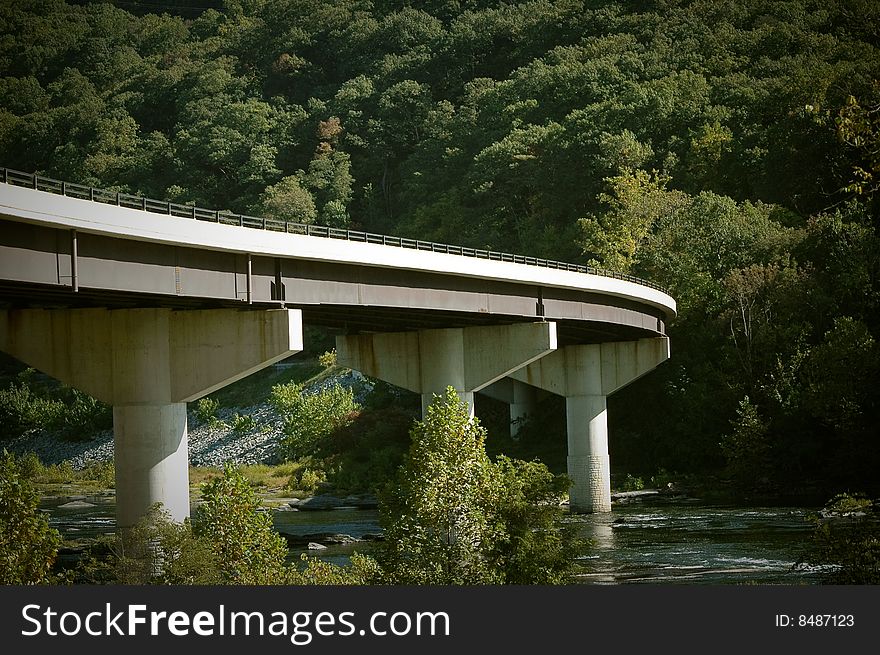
[[231, 412, 257, 434], [55, 390, 112, 439], [800, 493, 880, 583], [378, 388, 580, 585], [0, 384, 64, 439], [616, 473, 645, 492], [15, 454, 113, 488], [192, 462, 289, 584], [195, 397, 220, 424], [323, 405, 414, 494], [0, 451, 61, 584], [113, 506, 223, 585], [288, 552, 380, 585], [0, 377, 110, 442], [271, 382, 360, 459], [285, 465, 327, 495], [30, 460, 77, 485], [720, 396, 772, 490], [318, 349, 337, 368], [80, 461, 115, 489]]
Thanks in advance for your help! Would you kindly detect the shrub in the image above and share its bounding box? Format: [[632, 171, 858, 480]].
[[114, 506, 222, 585], [193, 462, 289, 584], [55, 390, 112, 440], [231, 412, 257, 434], [0, 451, 61, 584], [720, 396, 772, 489], [80, 460, 115, 489], [318, 349, 337, 368], [617, 473, 645, 492], [489, 456, 582, 584], [377, 388, 580, 585], [195, 397, 220, 424], [800, 493, 880, 583], [289, 552, 381, 585], [0, 384, 64, 439], [272, 382, 360, 459]]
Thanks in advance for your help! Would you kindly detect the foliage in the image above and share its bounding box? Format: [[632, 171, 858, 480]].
[[377, 388, 579, 585], [230, 412, 257, 433], [823, 492, 874, 514], [615, 474, 645, 492], [271, 382, 360, 459], [55, 389, 112, 440], [488, 456, 582, 585], [192, 462, 289, 584], [378, 388, 504, 584], [0, 383, 64, 439], [324, 404, 414, 494], [719, 396, 772, 490], [195, 396, 220, 424], [0, 451, 62, 584], [0, 372, 110, 442], [834, 84, 880, 200], [113, 506, 223, 585], [579, 169, 687, 273], [71, 467, 377, 585], [288, 552, 381, 585], [287, 465, 326, 495], [318, 349, 337, 368], [801, 493, 880, 584]]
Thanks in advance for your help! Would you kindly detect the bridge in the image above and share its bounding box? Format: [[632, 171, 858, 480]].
[[0, 169, 676, 526]]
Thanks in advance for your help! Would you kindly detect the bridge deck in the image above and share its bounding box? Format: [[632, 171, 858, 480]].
[[0, 171, 675, 345]]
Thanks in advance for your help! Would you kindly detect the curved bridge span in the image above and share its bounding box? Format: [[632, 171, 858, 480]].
[[0, 171, 675, 524]]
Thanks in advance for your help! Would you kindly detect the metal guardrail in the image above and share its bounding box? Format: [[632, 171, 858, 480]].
[[0, 167, 668, 294]]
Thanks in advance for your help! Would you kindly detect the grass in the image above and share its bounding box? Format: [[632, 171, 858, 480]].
[[188, 461, 325, 500]]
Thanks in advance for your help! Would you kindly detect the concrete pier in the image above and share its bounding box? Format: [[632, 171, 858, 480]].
[[479, 378, 539, 437], [336, 322, 557, 417], [0, 307, 302, 526], [511, 337, 670, 512]]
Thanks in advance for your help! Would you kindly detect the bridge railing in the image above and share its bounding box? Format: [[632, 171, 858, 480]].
[[1, 167, 668, 294]]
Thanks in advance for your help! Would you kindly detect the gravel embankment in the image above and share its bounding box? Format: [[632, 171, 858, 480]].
[[5, 369, 373, 468]]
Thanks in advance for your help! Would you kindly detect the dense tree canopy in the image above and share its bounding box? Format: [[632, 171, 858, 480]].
[[2, 0, 879, 494]]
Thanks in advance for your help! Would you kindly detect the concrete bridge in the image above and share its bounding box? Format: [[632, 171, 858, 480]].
[[0, 169, 676, 526]]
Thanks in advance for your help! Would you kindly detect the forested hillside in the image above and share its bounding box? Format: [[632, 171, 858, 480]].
[[2, 0, 879, 495]]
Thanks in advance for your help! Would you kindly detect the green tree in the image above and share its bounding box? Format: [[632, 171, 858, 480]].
[[488, 456, 581, 585], [719, 396, 772, 490], [192, 462, 289, 585], [378, 388, 504, 585], [0, 451, 61, 584], [112, 505, 222, 585], [579, 169, 689, 273], [260, 175, 318, 223], [378, 388, 578, 584]]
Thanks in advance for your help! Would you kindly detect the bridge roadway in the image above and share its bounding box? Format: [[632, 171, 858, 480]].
[[0, 171, 676, 525]]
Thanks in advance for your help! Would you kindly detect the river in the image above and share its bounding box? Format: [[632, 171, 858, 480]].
[[43, 493, 826, 584]]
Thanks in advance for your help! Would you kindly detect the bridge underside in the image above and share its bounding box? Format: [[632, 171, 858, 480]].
[[0, 280, 656, 346], [0, 219, 665, 345]]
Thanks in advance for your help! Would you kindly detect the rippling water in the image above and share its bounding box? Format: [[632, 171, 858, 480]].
[[41, 494, 826, 584], [571, 498, 823, 584]]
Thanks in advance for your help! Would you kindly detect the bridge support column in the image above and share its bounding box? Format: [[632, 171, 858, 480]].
[[0, 307, 302, 527], [511, 337, 669, 513], [479, 378, 538, 437], [337, 322, 557, 418]]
